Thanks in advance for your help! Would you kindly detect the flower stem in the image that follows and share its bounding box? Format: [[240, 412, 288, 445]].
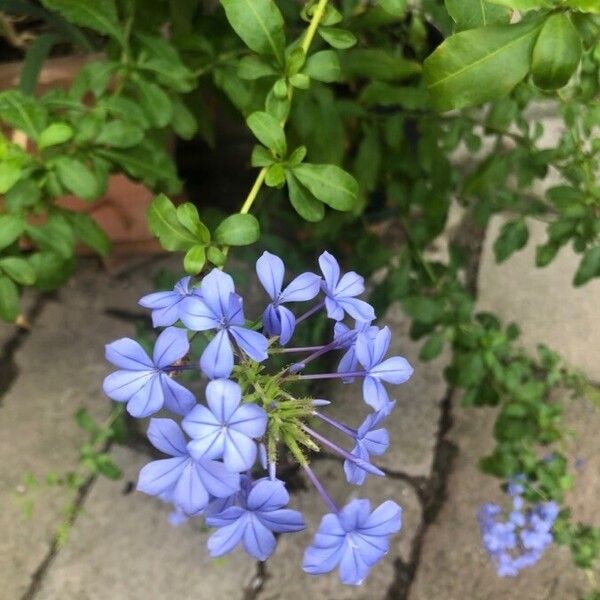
[[295, 300, 325, 326], [302, 463, 338, 513], [290, 370, 366, 381], [314, 411, 356, 438], [302, 0, 330, 53]]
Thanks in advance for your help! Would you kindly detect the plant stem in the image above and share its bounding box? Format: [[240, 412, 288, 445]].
[[302, 0, 329, 53]]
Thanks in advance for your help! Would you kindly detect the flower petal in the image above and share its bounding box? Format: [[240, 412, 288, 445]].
[[137, 456, 188, 497], [179, 295, 217, 331], [160, 374, 196, 416], [362, 376, 390, 412], [200, 330, 234, 379], [280, 272, 321, 302], [229, 326, 268, 362], [338, 542, 371, 585], [371, 326, 391, 367], [186, 429, 225, 461], [207, 516, 247, 557], [277, 305, 296, 346], [318, 251, 340, 291], [359, 500, 402, 537], [247, 479, 289, 512], [243, 515, 277, 560], [172, 461, 210, 514], [126, 374, 165, 418], [105, 338, 152, 370], [152, 327, 189, 368], [223, 430, 258, 472], [147, 418, 188, 457], [262, 304, 281, 338], [201, 269, 235, 318], [256, 251, 284, 300], [324, 296, 344, 321], [335, 271, 364, 298], [370, 356, 413, 384], [196, 458, 240, 498], [102, 369, 153, 402], [182, 403, 221, 435], [205, 378, 242, 422], [229, 403, 268, 438], [303, 540, 344, 575], [338, 298, 375, 323], [258, 509, 306, 533]]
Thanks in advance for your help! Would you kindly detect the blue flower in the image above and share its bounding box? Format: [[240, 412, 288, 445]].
[[344, 409, 390, 485], [355, 326, 413, 412], [139, 276, 199, 327], [303, 498, 402, 585], [182, 378, 268, 472], [137, 418, 240, 515], [256, 251, 321, 345], [318, 251, 375, 322], [334, 320, 378, 382], [103, 326, 195, 418], [206, 478, 305, 560], [178, 269, 269, 379], [478, 483, 559, 577]]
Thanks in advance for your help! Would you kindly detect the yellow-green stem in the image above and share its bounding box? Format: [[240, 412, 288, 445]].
[[221, 0, 330, 259]]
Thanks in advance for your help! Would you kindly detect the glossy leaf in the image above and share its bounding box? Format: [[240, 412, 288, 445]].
[[304, 50, 343, 83], [38, 122, 73, 149], [68, 213, 110, 256], [147, 194, 198, 251], [220, 0, 285, 65], [246, 111, 286, 155], [532, 13, 582, 90], [574, 246, 600, 286], [0, 275, 19, 321], [214, 213, 260, 246], [423, 20, 543, 111], [0, 257, 36, 285], [0, 90, 47, 139], [340, 49, 421, 81], [493, 219, 529, 262], [285, 172, 325, 222], [183, 245, 206, 274], [0, 214, 26, 250], [138, 79, 173, 128], [445, 0, 510, 29], [54, 156, 99, 200], [292, 163, 358, 211], [317, 27, 357, 49]]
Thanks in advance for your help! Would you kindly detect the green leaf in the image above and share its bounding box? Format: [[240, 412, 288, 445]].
[[304, 50, 343, 83], [378, 0, 407, 16], [75, 408, 98, 432], [0, 90, 47, 139], [207, 245, 227, 267], [68, 213, 110, 256], [5, 178, 40, 211], [96, 120, 145, 148], [292, 163, 358, 211], [485, 0, 555, 9], [573, 246, 600, 286], [29, 251, 74, 291], [170, 99, 197, 140], [0, 162, 22, 194], [183, 245, 206, 274], [317, 27, 357, 49], [176, 203, 210, 243], [285, 172, 325, 222], [147, 194, 198, 251], [340, 49, 421, 81], [220, 0, 286, 65], [27, 215, 75, 259], [535, 242, 560, 267], [214, 213, 260, 246], [238, 55, 278, 79], [38, 122, 73, 149], [40, 0, 124, 44], [0, 214, 25, 250], [137, 79, 173, 128], [566, 0, 600, 13], [423, 19, 543, 111], [531, 13, 582, 90], [265, 163, 285, 187], [360, 82, 431, 108], [401, 296, 444, 323], [445, 0, 510, 29], [246, 111, 286, 156], [94, 454, 122, 480], [20, 33, 58, 96], [0, 275, 19, 321], [54, 156, 99, 200], [493, 219, 529, 262], [419, 331, 445, 361], [251, 145, 275, 167], [0, 257, 36, 285]]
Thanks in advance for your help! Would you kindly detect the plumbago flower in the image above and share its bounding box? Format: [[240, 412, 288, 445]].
[[478, 477, 560, 577], [102, 250, 414, 585]]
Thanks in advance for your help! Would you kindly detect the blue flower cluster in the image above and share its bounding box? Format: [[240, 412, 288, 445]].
[[478, 479, 560, 577], [103, 251, 413, 585]]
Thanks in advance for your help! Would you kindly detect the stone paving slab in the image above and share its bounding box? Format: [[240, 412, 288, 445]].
[[35, 445, 257, 600], [260, 458, 421, 600], [478, 216, 600, 382], [0, 261, 169, 599], [408, 391, 600, 600]]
